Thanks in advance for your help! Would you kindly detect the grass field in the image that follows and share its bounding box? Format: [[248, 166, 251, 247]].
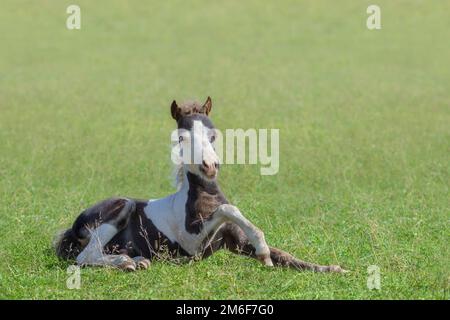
[[0, 0, 449, 299]]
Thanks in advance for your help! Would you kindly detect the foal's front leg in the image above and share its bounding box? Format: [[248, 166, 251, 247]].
[[203, 222, 346, 273], [214, 204, 273, 266]]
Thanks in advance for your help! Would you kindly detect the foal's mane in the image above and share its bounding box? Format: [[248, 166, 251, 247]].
[[172, 162, 184, 190]]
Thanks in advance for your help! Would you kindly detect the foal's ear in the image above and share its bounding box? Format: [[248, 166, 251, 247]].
[[201, 96, 212, 116], [171, 100, 181, 121]]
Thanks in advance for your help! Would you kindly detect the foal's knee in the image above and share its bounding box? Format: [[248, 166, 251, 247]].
[[218, 205, 264, 236], [217, 204, 239, 215]]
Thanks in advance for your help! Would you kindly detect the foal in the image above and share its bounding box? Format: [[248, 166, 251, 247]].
[[55, 97, 345, 273]]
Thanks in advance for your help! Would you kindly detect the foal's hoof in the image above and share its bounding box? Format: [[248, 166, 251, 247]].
[[115, 255, 137, 272], [133, 256, 151, 270], [257, 254, 274, 267], [329, 265, 348, 273]]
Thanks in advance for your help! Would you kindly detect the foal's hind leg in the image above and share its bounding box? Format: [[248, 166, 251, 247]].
[[74, 198, 137, 271]]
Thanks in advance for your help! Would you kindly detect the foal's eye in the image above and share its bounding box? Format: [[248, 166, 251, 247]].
[[179, 136, 183, 143], [210, 136, 216, 143]]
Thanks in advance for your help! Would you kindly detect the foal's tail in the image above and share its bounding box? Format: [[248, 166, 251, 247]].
[[53, 228, 84, 260], [269, 247, 348, 273]]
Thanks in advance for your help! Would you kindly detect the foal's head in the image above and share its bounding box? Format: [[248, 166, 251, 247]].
[[171, 97, 219, 181]]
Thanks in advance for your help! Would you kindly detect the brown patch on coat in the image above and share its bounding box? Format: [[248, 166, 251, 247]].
[[185, 172, 228, 234]]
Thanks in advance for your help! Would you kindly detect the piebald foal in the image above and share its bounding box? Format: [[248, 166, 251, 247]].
[[55, 97, 345, 273]]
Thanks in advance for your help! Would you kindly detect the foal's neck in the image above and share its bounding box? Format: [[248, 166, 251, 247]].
[[180, 170, 228, 234], [184, 171, 221, 194]]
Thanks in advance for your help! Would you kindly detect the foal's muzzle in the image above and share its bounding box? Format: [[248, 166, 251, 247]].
[[200, 160, 218, 178]]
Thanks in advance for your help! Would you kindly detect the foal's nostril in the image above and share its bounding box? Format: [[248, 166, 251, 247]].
[[200, 160, 217, 177]]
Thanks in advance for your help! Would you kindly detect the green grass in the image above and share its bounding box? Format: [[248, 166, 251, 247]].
[[0, 0, 449, 299]]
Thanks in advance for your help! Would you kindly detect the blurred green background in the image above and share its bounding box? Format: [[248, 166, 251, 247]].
[[0, 0, 448, 299]]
